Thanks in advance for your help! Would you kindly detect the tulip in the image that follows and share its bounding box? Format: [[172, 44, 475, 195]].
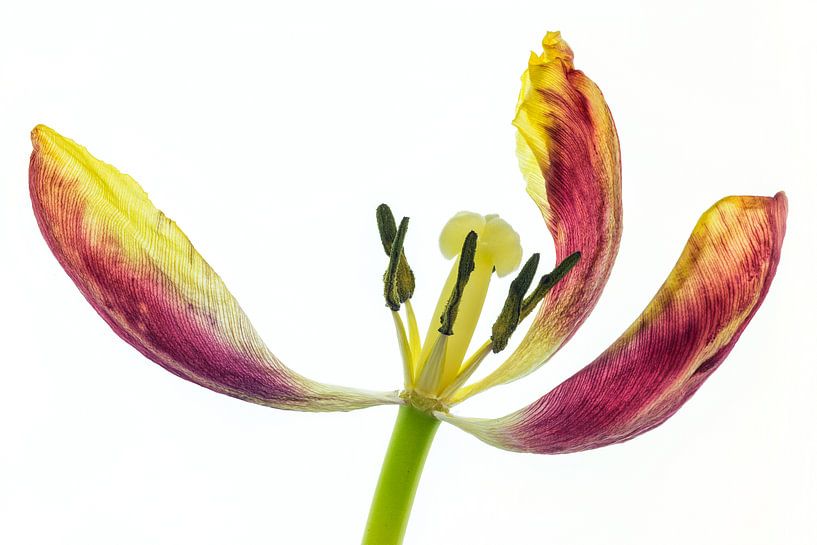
[[29, 31, 786, 545]]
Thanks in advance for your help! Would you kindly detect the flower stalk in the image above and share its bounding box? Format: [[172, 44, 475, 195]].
[[362, 406, 440, 545]]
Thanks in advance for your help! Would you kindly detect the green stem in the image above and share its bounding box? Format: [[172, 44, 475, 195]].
[[362, 405, 440, 545]]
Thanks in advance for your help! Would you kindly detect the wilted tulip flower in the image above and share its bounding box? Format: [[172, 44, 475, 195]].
[[29, 31, 786, 545]]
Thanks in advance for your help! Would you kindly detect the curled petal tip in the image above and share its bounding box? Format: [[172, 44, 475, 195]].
[[537, 31, 574, 67], [31, 123, 47, 138], [31, 124, 52, 149]]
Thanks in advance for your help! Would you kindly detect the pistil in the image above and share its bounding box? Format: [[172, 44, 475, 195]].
[[415, 212, 523, 396]]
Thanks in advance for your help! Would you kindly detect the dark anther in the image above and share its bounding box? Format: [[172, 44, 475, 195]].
[[519, 251, 581, 320], [491, 253, 540, 352], [377, 204, 415, 310], [489, 251, 581, 353], [438, 231, 478, 335]]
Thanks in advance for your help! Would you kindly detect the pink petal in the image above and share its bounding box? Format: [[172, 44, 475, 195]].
[[455, 32, 622, 401], [444, 194, 787, 452], [30, 125, 397, 412]]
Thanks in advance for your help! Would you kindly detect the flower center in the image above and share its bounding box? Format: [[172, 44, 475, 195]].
[[375, 204, 580, 411]]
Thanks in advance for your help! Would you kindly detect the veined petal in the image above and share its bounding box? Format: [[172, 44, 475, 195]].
[[442, 194, 786, 453], [454, 31, 622, 401], [30, 125, 398, 412]]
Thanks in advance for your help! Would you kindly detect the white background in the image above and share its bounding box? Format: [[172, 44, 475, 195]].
[[1, 1, 815, 544]]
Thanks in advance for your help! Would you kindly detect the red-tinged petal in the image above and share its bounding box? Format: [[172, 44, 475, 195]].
[[454, 31, 622, 402], [30, 125, 398, 412], [442, 194, 787, 453]]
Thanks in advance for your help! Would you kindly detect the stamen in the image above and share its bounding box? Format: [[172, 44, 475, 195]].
[[491, 253, 541, 352], [436, 251, 581, 400], [438, 231, 478, 335], [520, 251, 581, 320], [375, 204, 399, 253], [404, 300, 421, 363], [414, 334, 449, 395], [391, 311, 414, 386], [376, 204, 415, 310], [439, 339, 493, 399]]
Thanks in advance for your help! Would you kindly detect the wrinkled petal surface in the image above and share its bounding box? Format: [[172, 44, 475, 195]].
[[30, 125, 397, 412], [443, 194, 786, 453], [455, 32, 622, 402]]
